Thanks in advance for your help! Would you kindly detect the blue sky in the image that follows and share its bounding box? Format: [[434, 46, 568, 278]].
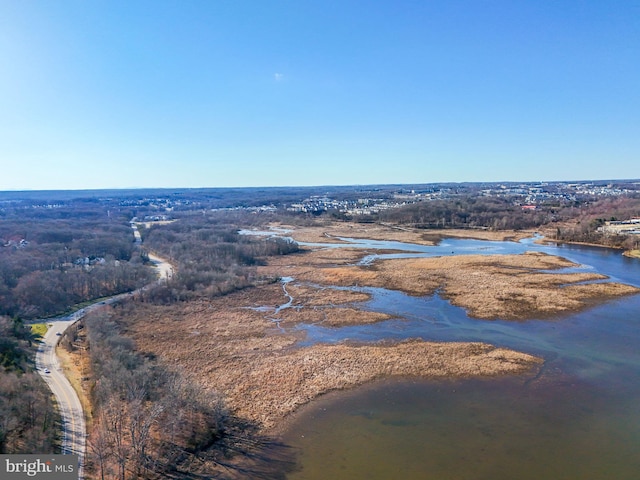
[[1, 1, 638, 190]]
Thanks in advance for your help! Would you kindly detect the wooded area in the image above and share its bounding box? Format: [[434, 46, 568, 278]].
[[1, 185, 638, 475], [0, 201, 156, 319], [63, 306, 292, 479], [377, 194, 640, 250], [141, 211, 299, 304], [0, 316, 58, 453]]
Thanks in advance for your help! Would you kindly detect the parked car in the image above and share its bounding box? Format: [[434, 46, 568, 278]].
[[43, 368, 50, 374]]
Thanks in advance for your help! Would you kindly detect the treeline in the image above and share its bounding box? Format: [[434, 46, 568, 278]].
[[378, 195, 551, 230], [141, 212, 299, 303], [553, 196, 640, 250], [69, 308, 288, 479], [376, 194, 640, 242], [554, 227, 639, 250], [0, 213, 155, 319], [0, 317, 58, 453]]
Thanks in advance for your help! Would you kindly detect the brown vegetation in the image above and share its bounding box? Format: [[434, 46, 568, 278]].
[[107, 222, 640, 438], [286, 249, 639, 320], [0, 204, 154, 319], [69, 310, 274, 480], [115, 287, 541, 431], [274, 221, 533, 245], [419, 228, 535, 243], [276, 221, 436, 245]]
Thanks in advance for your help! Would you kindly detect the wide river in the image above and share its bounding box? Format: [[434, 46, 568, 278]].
[[272, 235, 640, 479]]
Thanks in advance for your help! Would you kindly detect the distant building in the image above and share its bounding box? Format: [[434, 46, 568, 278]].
[[598, 218, 640, 235]]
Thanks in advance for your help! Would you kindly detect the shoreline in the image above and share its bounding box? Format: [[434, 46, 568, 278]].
[[267, 371, 535, 438], [113, 223, 639, 434], [286, 221, 639, 258], [535, 230, 639, 258], [116, 286, 544, 431]]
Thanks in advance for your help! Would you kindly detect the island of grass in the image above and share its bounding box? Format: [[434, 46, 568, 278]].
[[109, 223, 638, 431], [623, 249, 640, 259]]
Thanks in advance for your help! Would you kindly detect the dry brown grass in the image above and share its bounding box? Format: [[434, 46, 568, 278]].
[[56, 343, 93, 425], [274, 221, 534, 245], [420, 228, 536, 242], [110, 223, 639, 432], [276, 222, 436, 245], [277, 306, 392, 328], [288, 251, 639, 320], [223, 340, 539, 429], [118, 288, 541, 430]]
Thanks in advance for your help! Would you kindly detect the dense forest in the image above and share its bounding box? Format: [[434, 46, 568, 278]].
[[0, 198, 155, 458], [378, 195, 547, 229], [140, 211, 299, 304], [0, 316, 58, 453], [552, 196, 640, 249], [0, 201, 155, 319]]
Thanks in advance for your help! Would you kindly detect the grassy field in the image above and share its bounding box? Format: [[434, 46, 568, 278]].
[[30, 322, 48, 339]]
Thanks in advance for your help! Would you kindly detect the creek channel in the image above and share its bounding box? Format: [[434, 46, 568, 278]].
[[242, 230, 640, 479]]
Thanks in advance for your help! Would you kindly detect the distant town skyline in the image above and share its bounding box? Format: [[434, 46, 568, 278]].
[[1, 1, 638, 191]]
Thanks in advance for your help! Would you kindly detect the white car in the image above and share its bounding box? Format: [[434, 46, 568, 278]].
[[43, 368, 50, 374]]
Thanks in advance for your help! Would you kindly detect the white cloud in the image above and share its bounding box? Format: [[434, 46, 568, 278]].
[[274, 72, 284, 82]]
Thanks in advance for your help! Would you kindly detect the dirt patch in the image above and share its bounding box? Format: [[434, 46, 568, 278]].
[[56, 342, 93, 425]]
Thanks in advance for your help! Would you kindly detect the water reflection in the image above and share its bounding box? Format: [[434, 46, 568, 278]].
[[283, 375, 640, 480], [275, 235, 640, 479]]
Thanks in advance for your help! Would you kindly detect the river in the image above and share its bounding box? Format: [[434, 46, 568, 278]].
[[274, 235, 640, 479]]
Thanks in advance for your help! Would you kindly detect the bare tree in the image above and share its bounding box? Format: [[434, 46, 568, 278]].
[[87, 415, 113, 480]]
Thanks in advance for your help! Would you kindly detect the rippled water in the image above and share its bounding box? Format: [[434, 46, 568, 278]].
[[273, 236, 640, 479]]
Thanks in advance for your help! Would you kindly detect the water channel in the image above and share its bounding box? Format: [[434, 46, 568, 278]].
[[265, 234, 640, 479]]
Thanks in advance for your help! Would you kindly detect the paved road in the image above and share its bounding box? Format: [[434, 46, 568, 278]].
[[149, 252, 174, 280], [131, 221, 174, 280], [35, 314, 86, 475], [34, 245, 174, 479]]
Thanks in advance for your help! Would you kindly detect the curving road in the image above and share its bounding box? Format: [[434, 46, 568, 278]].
[[35, 315, 86, 473], [35, 227, 174, 479]]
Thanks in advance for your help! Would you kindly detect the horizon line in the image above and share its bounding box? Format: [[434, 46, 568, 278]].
[[2, 178, 640, 195]]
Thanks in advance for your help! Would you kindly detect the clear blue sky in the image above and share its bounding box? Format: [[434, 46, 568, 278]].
[[1, 1, 638, 190]]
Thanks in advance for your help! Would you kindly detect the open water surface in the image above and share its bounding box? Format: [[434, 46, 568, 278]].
[[273, 235, 640, 479]]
